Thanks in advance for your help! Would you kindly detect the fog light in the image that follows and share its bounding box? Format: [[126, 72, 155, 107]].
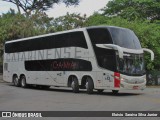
[[120, 83, 124, 88]]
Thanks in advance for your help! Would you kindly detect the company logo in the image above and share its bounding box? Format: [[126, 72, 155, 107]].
[[1, 112, 42, 118], [2, 112, 11, 117]]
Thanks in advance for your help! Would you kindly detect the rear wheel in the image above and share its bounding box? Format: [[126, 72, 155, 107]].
[[86, 77, 94, 94], [71, 76, 79, 93], [20, 76, 28, 88], [13, 75, 20, 87]]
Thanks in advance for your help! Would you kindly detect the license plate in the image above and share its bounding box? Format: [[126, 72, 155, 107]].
[[133, 86, 139, 89]]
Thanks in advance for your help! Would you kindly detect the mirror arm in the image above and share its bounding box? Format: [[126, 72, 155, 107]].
[[143, 48, 154, 61], [96, 44, 124, 59]]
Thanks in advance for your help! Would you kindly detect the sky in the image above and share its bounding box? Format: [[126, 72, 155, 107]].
[[0, 0, 109, 18]]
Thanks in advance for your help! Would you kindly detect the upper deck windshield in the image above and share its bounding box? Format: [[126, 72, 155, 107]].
[[117, 54, 145, 76], [108, 27, 141, 49]]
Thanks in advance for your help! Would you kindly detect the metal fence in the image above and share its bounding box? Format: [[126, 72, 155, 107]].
[[0, 65, 2, 73], [146, 71, 160, 86]]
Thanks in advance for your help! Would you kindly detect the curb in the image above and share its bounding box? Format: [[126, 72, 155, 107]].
[[147, 86, 160, 88]]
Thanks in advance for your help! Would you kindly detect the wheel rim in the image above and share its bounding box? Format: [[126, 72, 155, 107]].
[[71, 80, 75, 89], [85, 81, 88, 90], [14, 77, 18, 85], [21, 78, 25, 87]]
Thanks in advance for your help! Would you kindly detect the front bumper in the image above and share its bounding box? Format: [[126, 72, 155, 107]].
[[119, 81, 146, 90]]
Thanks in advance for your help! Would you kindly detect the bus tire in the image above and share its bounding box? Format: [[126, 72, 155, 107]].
[[71, 76, 79, 93], [112, 90, 119, 94], [20, 75, 27, 88], [13, 75, 20, 87], [97, 89, 104, 93], [86, 77, 94, 94]]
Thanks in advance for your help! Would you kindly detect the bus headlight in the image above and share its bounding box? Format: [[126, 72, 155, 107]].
[[121, 78, 124, 81]]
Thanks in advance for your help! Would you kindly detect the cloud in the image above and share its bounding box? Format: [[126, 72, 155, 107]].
[[0, 1, 17, 14], [47, 0, 109, 18]]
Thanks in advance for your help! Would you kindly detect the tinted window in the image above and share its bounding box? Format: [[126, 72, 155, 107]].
[[87, 28, 116, 71], [87, 28, 113, 44], [96, 48, 117, 71], [4, 63, 8, 71], [5, 31, 88, 53], [117, 54, 145, 76], [25, 59, 92, 71], [108, 27, 141, 49]]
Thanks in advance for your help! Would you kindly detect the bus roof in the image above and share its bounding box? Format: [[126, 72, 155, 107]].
[[5, 26, 129, 44]]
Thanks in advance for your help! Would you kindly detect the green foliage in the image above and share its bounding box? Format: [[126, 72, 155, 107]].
[[52, 12, 87, 32], [0, 9, 52, 44], [3, 0, 80, 15], [85, 14, 160, 70], [85, 13, 108, 26], [0, 9, 54, 65], [102, 0, 160, 22]]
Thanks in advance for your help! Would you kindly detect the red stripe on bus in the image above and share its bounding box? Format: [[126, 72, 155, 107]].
[[114, 72, 120, 88]]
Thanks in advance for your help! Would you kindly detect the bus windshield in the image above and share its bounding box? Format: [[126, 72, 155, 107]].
[[117, 54, 145, 76]]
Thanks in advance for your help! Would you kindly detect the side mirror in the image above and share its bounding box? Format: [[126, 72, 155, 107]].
[[143, 48, 154, 61]]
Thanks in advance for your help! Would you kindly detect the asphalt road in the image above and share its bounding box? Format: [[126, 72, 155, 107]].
[[0, 75, 160, 120]]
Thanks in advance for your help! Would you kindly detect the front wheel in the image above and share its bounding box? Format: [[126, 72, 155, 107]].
[[71, 76, 79, 93], [20, 76, 28, 88]]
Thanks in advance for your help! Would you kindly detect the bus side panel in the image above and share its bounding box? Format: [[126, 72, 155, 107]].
[[35, 71, 63, 86], [3, 60, 19, 83]]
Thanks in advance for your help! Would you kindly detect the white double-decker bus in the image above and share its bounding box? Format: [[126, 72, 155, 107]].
[[3, 26, 154, 94]]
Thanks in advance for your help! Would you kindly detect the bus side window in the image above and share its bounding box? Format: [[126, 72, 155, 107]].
[[4, 63, 8, 71]]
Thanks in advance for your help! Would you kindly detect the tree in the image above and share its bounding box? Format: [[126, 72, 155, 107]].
[[3, 0, 80, 15], [52, 12, 87, 31], [102, 0, 160, 22], [0, 9, 55, 65], [0, 9, 53, 47], [85, 12, 109, 26]]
